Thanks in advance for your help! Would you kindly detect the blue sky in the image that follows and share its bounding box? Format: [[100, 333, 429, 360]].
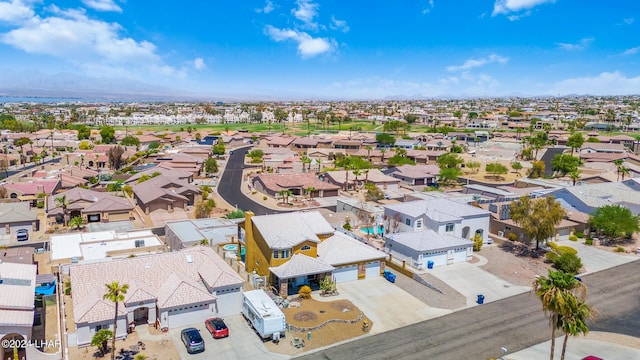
[[0, 0, 639, 99]]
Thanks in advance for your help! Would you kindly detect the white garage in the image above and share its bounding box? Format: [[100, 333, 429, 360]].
[[164, 302, 215, 328], [365, 261, 381, 278], [332, 265, 358, 283]]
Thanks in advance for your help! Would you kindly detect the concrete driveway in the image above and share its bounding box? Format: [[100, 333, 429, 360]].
[[170, 315, 289, 360], [428, 261, 530, 307], [556, 240, 640, 275], [314, 276, 452, 335]]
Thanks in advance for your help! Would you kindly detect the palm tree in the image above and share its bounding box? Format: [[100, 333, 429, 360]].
[[557, 299, 596, 360], [613, 159, 624, 181], [301, 155, 311, 173], [569, 169, 581, 186], [532, 270, 586, 360], [103, 282, 129, 360], [352, 168, 362, 191], [365, 145, 373, 161], [55, 195, 70, 226], [620, 166, 630, 181]]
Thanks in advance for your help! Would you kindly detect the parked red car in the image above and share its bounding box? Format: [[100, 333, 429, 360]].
[[205, 317, 229, 339], [581, 356, 603, 360]]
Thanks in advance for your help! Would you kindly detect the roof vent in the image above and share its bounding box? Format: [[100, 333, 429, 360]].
[[186, 255, 193, 263]]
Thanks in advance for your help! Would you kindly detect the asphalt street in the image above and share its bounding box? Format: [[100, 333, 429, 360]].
[[297, 260, 640, 360], [216, 145, 288, 216]]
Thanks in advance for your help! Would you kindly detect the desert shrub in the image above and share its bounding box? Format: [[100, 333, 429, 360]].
[[263, 196, 268, 201], [557, 246, 577, 255], [507, 232, 517, 241], [584, 239, 593, 245], [298, 285, 312, 299], [553, 252, 583, 274], [569, 235, 578, 241], [615, 246, 626, 253], [472, 233, 483, 252], [575, 231, 584, 238]]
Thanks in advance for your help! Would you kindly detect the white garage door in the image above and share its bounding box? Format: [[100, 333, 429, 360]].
[[332, 265, 358, 283], [365, 262, 380, 278], [167, 304, 213, 328]]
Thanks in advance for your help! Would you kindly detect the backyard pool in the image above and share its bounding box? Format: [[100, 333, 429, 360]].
[[360, 225, 384, 235], [223, 244, 238, 251]]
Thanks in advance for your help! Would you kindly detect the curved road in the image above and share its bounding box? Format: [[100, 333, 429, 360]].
[[217, 146, 288, 216], [298, 260, 640, 360]]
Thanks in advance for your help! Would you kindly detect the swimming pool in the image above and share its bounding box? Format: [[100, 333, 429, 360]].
[[223, 244, 238, 251], [360, 225, 384, 235]]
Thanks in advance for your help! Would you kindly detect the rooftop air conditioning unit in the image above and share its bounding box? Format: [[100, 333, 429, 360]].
[[497, 231, 504, 237]]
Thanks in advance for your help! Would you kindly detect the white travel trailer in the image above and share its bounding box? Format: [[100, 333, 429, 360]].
[[241, 290, 287, 341]]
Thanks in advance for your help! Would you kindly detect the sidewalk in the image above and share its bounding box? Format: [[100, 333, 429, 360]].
[[507, 332, 640, 360]]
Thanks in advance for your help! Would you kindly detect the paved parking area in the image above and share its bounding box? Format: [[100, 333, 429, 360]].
[[556, 240, 640, 275], [428, 261, 530, 307], [314, 277, 452, 335], [170, 315, 289, 360]]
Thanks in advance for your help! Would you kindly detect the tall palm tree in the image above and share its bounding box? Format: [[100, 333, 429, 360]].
[[352, 168, 362, 191], [103, 282, 129, 360], [613, 159, 624, 181], [532, 270, 586, 360], [557, 299, 596, 360], [54, 195, 70, 226], [620, 166, 630, 181]]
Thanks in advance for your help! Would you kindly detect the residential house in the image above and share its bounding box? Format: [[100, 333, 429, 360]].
[[124, 165, 193, 185], [251, 173, 340, 199], [240, 211, 384, 297], [132, 175, 201, 214], [0, 202, 39, 239], [1, 179, 61, 199], [383, 164, 440, 186], [0, 262, 37, 360], [383, 199, 490, 268], [324, 168, 400, 191], [68, 246, 244, 347], [547, 179, 640, 215], [50, 229, 165, 267], [165, 218, 240, 251], [580, 143, 627, 154], [0, 247, 34, 266], [47, 187, 134, 224]]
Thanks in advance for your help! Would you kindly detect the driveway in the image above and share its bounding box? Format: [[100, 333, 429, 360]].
[[556, 239, 640, 275], [314, 277, 451, 335], [170, 315, 290, 360], [428, 261, 530, 307]]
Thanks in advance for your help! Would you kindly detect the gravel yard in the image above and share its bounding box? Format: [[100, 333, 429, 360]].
[[478, 243, 552, 286]]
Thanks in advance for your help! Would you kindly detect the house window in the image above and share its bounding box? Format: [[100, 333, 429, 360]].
[[96, 324, 106, 331], [415, 219, 423, 229], [445, 223, 454, 232], [273, 250, 279, 259], [282, 249, 290, 258], [405, 218, 411, 226], [300, 245, 311, 251]]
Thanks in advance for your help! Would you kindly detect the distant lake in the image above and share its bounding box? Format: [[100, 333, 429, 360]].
[[0, 96, 127, 104]]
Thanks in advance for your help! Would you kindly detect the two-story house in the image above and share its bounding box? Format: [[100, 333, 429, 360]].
[[383, 198, 490, 269], [240, 211, 386, 297]]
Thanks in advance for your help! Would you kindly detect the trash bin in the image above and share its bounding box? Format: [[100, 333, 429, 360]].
[[427, 260, 434, 269], [477, 294, 485, 304]]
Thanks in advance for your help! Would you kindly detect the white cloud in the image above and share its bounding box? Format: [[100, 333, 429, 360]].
[[193, 58, 206, 70], [549, 71, 640, 95], [2, 7, 158, 63], [0, 0, 34, 23], [81, 0, 122, 13], [623, 18, 634, 25], [264, 25, 335, 58], [622, 46, 640, 55], [556, 38, 594, 51], [423, 0, 434, 14], [255, 0, 274, 14], [492, 0, 555, 17], [446, 53, 508, 72], [292, 0, 318, 29], [330, 16, 349, 33]]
